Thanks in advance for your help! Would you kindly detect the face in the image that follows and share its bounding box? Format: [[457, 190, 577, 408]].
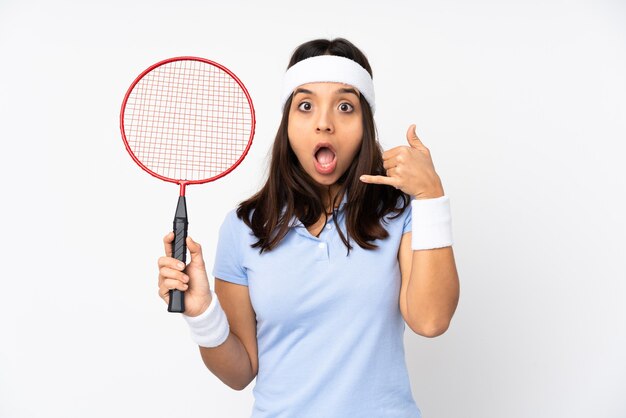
[[287, 82, 364, 187]]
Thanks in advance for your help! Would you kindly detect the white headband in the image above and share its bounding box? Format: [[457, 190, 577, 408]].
[[280, 55, 376, 113]]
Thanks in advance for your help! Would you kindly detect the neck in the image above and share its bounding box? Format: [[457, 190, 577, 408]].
[[322, 184, 343, 214]]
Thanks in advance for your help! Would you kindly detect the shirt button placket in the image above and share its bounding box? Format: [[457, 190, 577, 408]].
[[317, 241, 329, 261]]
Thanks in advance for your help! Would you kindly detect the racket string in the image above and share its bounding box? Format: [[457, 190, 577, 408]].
[[123, 59, 253, 181]]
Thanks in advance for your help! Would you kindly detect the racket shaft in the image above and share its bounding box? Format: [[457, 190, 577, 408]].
[[169, 196, 188, 313]]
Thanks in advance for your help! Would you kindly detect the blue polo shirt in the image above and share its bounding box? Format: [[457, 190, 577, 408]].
[[212, 196, 421, 418]]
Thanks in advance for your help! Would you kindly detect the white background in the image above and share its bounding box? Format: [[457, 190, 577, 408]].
[[1, 0, 625, 417]]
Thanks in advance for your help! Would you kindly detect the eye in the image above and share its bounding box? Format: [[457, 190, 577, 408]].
[[298, 102, 312, 111], [338, 102, 354, 112]]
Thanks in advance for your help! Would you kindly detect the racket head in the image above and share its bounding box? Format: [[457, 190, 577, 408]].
[[120, 56, 255, 186]]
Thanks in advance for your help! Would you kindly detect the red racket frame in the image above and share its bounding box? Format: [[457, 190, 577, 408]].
[[119, 56, 256, 196]]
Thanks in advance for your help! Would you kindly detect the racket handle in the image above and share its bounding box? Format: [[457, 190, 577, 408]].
[[169, 196, 188, 313]]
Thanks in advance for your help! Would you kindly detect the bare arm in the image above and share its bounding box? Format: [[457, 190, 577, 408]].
[[398, 234, 459, 337], [360, 124, 460, 337], [158, 234, 258, 390], [198, 279, 259, 391]]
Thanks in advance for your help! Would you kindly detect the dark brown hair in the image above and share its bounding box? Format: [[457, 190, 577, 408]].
[[237, 38, 410, 253]]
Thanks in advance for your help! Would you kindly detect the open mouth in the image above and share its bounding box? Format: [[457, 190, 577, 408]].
[[313, 143, 337, 174]]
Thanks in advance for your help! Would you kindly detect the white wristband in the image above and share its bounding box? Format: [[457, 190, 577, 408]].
[[182, 289, 230, 348], [411, 196, 453, 250]]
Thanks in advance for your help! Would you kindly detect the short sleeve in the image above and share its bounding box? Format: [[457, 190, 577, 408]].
[[211, 210, 249, 286], [402, 200, 412, 234]]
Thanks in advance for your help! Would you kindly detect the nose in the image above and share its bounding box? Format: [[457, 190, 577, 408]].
[[315, 108, 334, 133]]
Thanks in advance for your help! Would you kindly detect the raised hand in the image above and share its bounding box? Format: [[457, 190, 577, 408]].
[[360, 124, 444, 199]]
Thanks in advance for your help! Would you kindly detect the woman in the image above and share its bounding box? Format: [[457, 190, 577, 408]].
[[158, 38, 459, 417]]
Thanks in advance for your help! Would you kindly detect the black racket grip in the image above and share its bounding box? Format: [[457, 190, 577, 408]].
[[168, 196, 188, 313]]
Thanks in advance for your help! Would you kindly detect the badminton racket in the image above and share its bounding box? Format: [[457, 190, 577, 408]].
[[120, 56, 255, 313]]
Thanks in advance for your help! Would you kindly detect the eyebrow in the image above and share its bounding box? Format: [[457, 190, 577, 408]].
[[293, 87, 360, 97]]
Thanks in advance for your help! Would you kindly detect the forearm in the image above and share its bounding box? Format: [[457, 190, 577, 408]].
[[406, 246, 459, 337], [198, 330, 256, 391], [185, 292, 257, 391]]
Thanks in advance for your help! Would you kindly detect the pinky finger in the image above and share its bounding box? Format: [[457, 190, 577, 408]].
[[359, 174, 400, 188]]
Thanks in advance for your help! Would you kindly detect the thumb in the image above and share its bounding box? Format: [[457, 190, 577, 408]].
[[406, 124, 423, 149], [186, 236, 205, 265]]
